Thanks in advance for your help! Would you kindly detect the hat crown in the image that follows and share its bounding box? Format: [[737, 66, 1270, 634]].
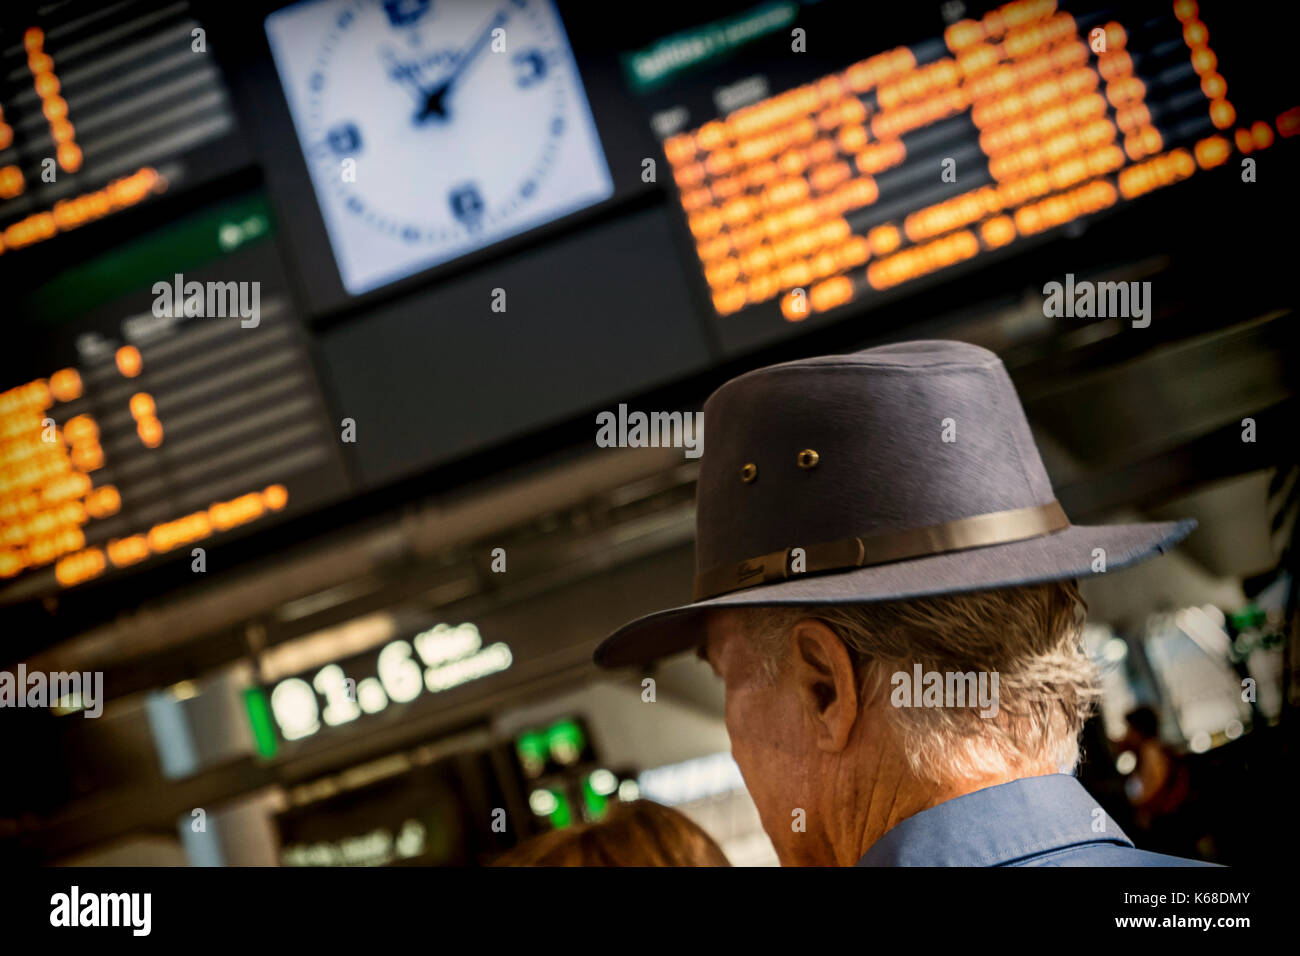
[[695, 340, 1056, 571]]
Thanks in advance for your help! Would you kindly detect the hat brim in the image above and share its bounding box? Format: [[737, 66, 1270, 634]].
[[593, 519, 1196, 668]]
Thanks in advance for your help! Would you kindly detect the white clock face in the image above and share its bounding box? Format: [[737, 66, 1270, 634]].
[[266, 0, 614, 294]]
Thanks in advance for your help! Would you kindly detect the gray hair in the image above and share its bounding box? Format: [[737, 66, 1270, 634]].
[[734, 581, 1099, 784]]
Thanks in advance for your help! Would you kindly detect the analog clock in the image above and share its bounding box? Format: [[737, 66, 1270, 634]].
[[266, 0, 614, 294]]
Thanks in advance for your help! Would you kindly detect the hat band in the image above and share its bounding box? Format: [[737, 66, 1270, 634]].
[[692, 501, 1070, 601]]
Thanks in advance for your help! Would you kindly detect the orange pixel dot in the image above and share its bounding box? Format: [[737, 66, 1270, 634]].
[[57, 142, 82, 173], [1194, 135, 1230, 169], [129, 392, 156, 419], [41, 97, 68, 123], [116, 346, 143, 378], [137, 416, 164, 449], [1210, 99, 1236, 129], [263, 484, 289, 511], [49, 368, 82, 403], [63, 414, 98, 445], [0, 165, 24, 200]]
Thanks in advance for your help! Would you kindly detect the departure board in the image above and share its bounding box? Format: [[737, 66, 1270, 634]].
[[3, 0, 1295, 614], [656, 0, 1300, 352], [1, 192, 351, 603], [0, 0, 244, 255]]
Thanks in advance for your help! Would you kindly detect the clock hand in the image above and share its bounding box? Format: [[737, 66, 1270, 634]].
[[381, 46, 429, 109], [416, 6, 509, 123]]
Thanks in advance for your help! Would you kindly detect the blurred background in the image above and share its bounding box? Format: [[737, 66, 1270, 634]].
[[1, 0, 1296, 866]]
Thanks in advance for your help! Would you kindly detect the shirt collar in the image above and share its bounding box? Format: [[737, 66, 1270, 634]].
[[856, 773, 1134, 866]]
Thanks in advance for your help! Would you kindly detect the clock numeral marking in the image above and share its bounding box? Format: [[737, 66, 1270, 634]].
[[514, 49, 547, 88], [327, 122, 362, 155], [384, 0, 431, 28], [450, 183, 485, 226]]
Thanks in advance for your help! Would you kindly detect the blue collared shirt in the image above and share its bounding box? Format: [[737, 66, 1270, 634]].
[[856, 774, 1216, 866]]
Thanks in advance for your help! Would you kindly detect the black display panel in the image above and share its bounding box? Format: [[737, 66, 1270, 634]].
[[0, 0, 249, 259], [319, 202, 711, 488], [1, 191, 352, 606], [275, 753, 509, 866], [628, 0, 1300, 353], [3, 0, 1296, 628]]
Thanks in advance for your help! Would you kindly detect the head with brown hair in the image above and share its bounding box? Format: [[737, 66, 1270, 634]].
[[494, 800, 731, 867]]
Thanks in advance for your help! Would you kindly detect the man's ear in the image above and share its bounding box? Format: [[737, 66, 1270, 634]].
[[788, 619, 859, 753]]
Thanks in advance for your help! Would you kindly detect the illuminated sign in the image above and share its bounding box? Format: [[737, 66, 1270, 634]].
[[513, 716, 616, 828], [275, 757, 481, 866], [281, 818, 428, 866], [0, 374, 289, 587], [514, 717, 591, 778], [621, 1, 799, 93], [0, 168, 167, 254], [637, 751, 746, 806], [2, 194, 351, 602], [265, 623, 513, 743], [662, 0, 1292, 327], [0, 4, 240, 254]]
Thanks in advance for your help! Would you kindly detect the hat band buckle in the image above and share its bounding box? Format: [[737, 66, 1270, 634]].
[[692, 501, 1070, 601]]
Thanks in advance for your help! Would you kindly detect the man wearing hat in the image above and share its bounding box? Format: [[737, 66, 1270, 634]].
[[595, 340, 1212, 866]]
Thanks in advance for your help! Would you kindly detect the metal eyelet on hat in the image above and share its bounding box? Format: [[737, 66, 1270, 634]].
[[741, 463, 758, 483], [797, 449, 820, 469]]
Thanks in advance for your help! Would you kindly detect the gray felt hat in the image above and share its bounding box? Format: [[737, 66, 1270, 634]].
[[593, 340, 1196, 668]]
